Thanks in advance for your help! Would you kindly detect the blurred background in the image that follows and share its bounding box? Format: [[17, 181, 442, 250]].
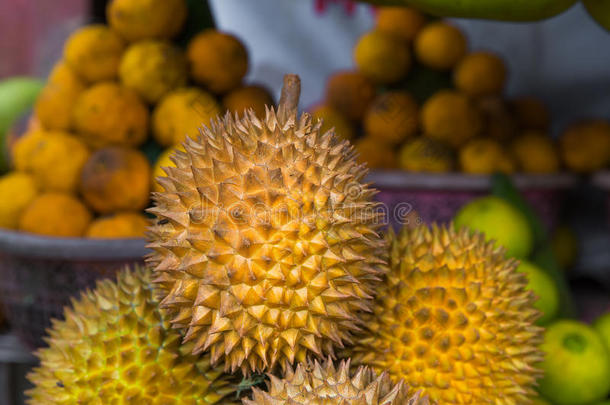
[[2, 0, 609, 133], [0, 1, 610, 404]]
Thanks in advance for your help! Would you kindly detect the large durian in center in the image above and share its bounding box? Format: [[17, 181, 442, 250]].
[[147, 75, 386, 375]]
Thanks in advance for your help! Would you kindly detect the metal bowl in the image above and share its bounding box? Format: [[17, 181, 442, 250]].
[[0, 229, 148, 349], [367, 171, 578, 229]]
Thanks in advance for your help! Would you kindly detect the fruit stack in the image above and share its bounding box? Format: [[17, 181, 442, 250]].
[[313, 6, 610, 175], [25, 75, 547, 405], [0, 0, 274, 240], [443, 181, 610, 405]]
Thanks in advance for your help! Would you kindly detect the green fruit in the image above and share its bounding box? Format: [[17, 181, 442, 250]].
[[454, 195, 534, 258], [532, 397, 553, 405], [584, 0, 610, 31], [538, 320, 610, 405], [518, 261, 560, 325], [0, 77, 43, 172], [360, 0, 578, 21], [594, 313, 610, 352]]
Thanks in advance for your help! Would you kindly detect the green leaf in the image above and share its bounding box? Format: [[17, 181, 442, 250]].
[[491, 173, 576, 318]]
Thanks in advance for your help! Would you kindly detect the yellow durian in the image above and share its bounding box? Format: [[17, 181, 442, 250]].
[[27, 266, 238, 404], [147, 75, 387, 375], [243, 358, 429, 405], [349, 224, 544, 405]]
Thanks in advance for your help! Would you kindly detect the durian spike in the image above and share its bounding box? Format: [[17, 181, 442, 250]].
[[277, 74, 301, 122]]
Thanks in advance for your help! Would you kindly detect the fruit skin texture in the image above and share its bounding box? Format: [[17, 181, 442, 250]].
[[354, 30, 411, 84], [188, 29, 249, 94], [34, 62, 85, 131], [375, 7, 427, 42], [594, 312, 610, 354], [107, 0, 187, 42], [243, 358, 430, 405], [222, 85, 275, 119], [510, 131, 560, 174], [63, 25, 125, 83], [364, 91, 419, 145], [584, 0, 610, 31], [310, 105, 355, 140], [539, 320, 610, 405], [79, 147, 151, 214], [422, 90, 482, 147], [152, 145, 185, 192], [459, 138, 516, 174], [454, 52, 507, 97], [350, 224, 543, 405], [13, 130, 90, 192], [72, 82, 149, 148], [0, 172, 38, 230], [85, 212, 149, 239], [19, 192, 92, 237], [560, 120, 610, 173], [398, 137, 454, 173], [355, 137, 398, 169], [415, 22, 467, 71], [325, 71, 376, 122], [454, 195, 534, 258], [147, 93, 387, 374], [152, 87, 221, 147], [27, 266, 238, 404], [531, 397, 553, 405], [119, 40, 188, 104], [517, 260, 559, 324]]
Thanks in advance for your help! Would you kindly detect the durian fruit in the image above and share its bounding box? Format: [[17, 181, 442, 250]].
[[147, 75, 386, 375], [27, 266, 238, 404], [349, 224, 544, 405], [243, 358, 429, 405]]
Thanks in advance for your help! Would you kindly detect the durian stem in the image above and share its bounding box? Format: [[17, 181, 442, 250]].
[[278, 74, 301, 122]]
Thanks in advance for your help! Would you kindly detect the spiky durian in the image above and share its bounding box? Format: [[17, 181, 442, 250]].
[[147, 75, 386, 375], [349, 224, 544, 405], [27, 266, 238, 404], [243, 358, 429, 405]]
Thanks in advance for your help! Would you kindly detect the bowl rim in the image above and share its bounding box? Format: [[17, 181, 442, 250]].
[[0, 229, 148, 260], [366, 171, 579, 190]]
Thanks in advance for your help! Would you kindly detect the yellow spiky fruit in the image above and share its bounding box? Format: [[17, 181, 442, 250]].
[[26, 266, 238, 404], [349, 224, 544, 405], [243, 358, 429, 405], [147, 75, 386, 375]]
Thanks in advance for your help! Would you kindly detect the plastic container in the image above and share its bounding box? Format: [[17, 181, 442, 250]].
[[368, 171, 577, 230], [0, 230, 147, 349]]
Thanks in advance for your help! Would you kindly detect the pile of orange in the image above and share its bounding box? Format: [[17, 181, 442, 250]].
[[312, 7, 610, 176], [0, 0, 274, 239]]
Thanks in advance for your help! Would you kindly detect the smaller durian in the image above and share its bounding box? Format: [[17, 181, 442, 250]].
[[243, 358, 429, 405], [350, 224, 544, 405], [27, 266, 238, 405]]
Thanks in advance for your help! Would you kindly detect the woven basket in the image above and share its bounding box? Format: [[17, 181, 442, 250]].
[[0, 230, 148, 349], [368, 171, 577, 230]]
